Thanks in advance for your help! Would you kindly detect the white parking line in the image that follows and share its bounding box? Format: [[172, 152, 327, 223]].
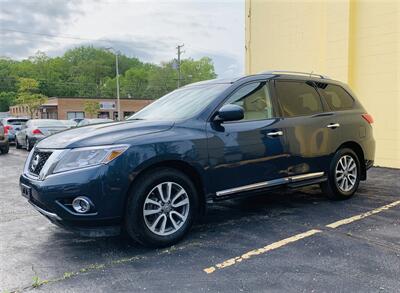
[[326, 200, 400, 228], [203, 200, 400, 274], [203, 229, 321, 274]]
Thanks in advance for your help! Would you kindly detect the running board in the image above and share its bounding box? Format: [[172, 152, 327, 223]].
[[216, 172, 324, 197]]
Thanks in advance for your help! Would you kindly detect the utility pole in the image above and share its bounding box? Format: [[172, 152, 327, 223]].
[[176, 44, 184, 88], [115, 52, 121, 121], [105, 47, 121, 120]]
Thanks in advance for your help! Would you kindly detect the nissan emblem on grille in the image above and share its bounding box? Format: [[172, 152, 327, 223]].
[[30, 154, 40, 172], [29, 151, 52, 176]]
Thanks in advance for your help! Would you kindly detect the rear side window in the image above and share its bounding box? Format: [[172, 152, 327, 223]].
[[275, 81, 323, 117], [316, 83, 354, 110]]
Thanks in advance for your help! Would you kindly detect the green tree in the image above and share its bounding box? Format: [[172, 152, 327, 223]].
[[16, 78, 47, 118], [0, 91, 16, 112], [83, 100, 100, 118], [0, 45, 217, 102]]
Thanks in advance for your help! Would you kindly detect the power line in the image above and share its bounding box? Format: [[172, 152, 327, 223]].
[[0, 28, 159, 47]]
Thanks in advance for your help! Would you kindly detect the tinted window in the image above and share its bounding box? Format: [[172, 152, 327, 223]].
[[316, 83, 354, 110], [225, 82, 274, 121], [7, 119, 28, 125], [275, 81, 323, 117]]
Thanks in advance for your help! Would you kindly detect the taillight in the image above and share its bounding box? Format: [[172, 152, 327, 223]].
[[4, 125, 12, 134], [362, 114, 374, 124], [32, 129, 43, 135]]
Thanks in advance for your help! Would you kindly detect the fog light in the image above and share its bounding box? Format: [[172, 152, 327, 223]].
[[72, 197, 91, 213]]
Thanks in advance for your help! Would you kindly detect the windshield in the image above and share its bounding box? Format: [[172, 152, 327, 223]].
[[129, 83, 230, 121]]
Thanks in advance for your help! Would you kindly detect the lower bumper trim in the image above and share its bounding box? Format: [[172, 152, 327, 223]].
[[29, 200, 62, 221]]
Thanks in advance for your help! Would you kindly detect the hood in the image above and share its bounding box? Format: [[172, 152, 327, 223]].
[[36, 120, 174, 149]]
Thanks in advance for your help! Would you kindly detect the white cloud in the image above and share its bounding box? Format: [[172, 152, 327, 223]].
[[0, 0, 244, 77]]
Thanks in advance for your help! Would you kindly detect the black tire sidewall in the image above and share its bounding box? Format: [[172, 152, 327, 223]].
[[328, 148, 360, 198], [26, 138, 30, 151], [125, 168, 198, 247]]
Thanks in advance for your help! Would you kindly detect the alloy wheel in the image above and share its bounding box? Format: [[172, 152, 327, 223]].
[[335, 155, 357, 192], [143, 181, 190, 236]]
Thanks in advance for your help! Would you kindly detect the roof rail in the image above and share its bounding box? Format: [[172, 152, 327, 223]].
[[261, 70, 330, 79]]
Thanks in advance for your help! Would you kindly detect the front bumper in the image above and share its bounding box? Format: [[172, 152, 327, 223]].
[[20, 159, 129, 235], [28, 199, 120, 236]]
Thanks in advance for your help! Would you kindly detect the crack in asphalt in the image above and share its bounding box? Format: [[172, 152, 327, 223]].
[[7, 241, 204, 293]]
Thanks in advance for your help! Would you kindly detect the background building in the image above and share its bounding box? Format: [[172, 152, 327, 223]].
[[10, 97, 153, 120], [245, 0, 400, 168]]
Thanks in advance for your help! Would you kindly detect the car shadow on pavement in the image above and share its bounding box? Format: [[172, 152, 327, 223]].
[[38, 185, 326, 262]]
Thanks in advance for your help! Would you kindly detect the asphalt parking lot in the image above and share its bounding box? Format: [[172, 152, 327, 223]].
[[1, 148, 399, 293]]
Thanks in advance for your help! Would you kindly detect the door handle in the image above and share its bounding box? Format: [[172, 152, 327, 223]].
[[326, 123, 340, 129], [267, 131, 283, 137]]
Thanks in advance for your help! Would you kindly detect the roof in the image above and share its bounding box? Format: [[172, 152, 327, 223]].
[[41, 98, 58, 107], [181, 77, 243, 88], [48, 96, 152, 101], [182, 70, 334, 89]]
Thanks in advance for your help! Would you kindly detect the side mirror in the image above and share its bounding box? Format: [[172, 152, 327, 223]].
[[215, 104, 244, 122]]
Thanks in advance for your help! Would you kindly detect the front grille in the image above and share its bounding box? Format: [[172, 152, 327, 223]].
[[29, 150, 52, 175]]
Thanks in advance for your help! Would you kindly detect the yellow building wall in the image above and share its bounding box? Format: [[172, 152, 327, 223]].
[[245, 0, 400, 168]]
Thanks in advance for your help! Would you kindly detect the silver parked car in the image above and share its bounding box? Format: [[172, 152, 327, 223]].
[[76, 118, 113, 127], [0, 117, 29, 143], [16, 119, 69, 151], [59, 120, 78, 128]]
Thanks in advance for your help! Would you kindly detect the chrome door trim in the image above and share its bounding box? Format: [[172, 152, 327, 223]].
[[216, 172, 324, 197], [216, 177, 289, 197], [291, 172, 324, 182]]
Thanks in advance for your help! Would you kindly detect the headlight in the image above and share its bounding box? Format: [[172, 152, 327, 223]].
[[52, 144, 129, 174]]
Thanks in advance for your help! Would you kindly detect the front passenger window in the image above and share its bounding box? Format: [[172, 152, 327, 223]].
[[225, 82, 274, 121]]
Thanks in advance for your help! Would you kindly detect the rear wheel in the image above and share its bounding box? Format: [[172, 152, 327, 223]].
[[26, 137, 32, 151], [0, 144, 9, 154], [321, 148, 360, 200], [125, 168, 198, 248], [16, 139, 22, 149]]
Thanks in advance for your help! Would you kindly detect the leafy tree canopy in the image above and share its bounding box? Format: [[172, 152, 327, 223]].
[[0, 46, 218, 112], [16, 78, 47, 118]]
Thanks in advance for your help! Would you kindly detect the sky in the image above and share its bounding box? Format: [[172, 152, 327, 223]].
[[0, 0, 245, 78]]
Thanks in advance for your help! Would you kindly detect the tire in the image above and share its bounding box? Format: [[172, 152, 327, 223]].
[[0, 144, 9, 154], [26, 137, 32, 151], [3, 144, 9, 154], [16, 139, 22, 149], [320, 148, 360, 200], [125, 168, 199, 248]]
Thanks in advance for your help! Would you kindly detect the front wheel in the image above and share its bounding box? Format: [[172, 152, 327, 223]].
[[16, 139, 22, 149], [320, 148, 360, 200], [125, 168, 198, 248]]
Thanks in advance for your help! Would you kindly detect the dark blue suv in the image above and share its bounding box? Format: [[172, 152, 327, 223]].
[[20, 71, 375, 247]]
